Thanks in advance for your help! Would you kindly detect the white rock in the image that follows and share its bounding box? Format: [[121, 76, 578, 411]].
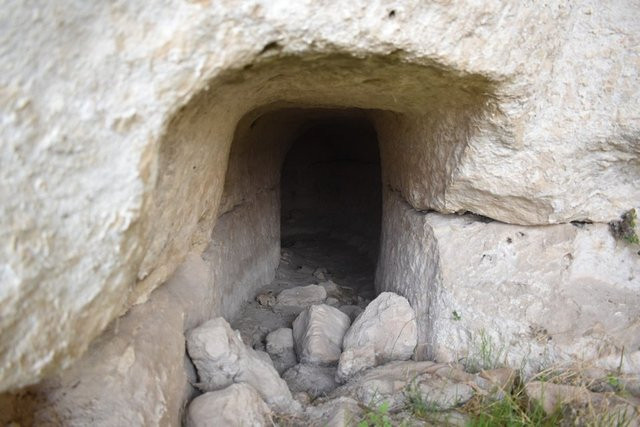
[[377, 194, 640, 372], [186, 384, 271, 427], [186, 318, 296, 412], [336, 345, 376, 383], [266, 328, 297, 374], [276, 285, 327, 312], [283, 364, 339, 399], [342, 292, 417, 364], [292, 305, 351, 365]]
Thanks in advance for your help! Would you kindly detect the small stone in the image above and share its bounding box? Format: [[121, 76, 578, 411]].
[[313, 267, 328, 280], [185, 383, 271, 427], [343, 292, 417, 364], [266, 328, 297, 374], [326, 297, 340, 306], [293, 391, 312, 406], [292, 304, 351, 365], [338, 305, 364, 322], [336, 345, 376, 383], [275, 285, 327, 313], [283, 364, 339, 399], [477, 368, 516, 399], [318, 280, 340, 298], [256, 291, 276, 307]]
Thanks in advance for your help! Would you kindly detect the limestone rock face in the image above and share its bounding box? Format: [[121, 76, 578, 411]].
[[186, 384, 272, 427], [0, 254, 211, 426], [292, 305, 351, 365], [1, 0, 639, 393], [377, 191, 640, 373], [186, 317, 296, 412], [342, 292, 417, 364]]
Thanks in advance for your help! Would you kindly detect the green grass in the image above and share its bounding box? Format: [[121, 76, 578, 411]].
[[464, 391, 562, 427], [464, 329, 506, 373], [357, 401, 392, 427]]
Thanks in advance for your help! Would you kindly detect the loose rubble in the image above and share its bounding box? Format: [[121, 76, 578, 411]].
[[186, 317, 297, 413], [182, 238, 639, 426]]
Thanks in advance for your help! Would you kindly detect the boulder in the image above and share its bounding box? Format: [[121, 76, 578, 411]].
[[283, 364, 339, 399], [342, 292, 417, 364], [292, 305, 351, 365], [275, 285, 327, 313], [186, 384, 271, 427], [186, 317, 297, 412], [266, 328, 297, 374], [336, 345, 376, 383]]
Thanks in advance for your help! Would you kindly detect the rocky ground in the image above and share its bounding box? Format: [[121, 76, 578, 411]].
[[183, 235, 640, 427]]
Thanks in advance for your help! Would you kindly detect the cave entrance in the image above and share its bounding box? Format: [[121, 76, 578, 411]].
[[279, 115, 381, 299]]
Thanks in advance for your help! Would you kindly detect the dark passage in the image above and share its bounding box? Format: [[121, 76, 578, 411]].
[[280, 117, 382, 263], [231, 114, 382, 348]]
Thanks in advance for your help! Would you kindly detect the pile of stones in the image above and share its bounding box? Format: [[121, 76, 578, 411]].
[[184, 289, 516, 426], [184, 285, 639, 426]]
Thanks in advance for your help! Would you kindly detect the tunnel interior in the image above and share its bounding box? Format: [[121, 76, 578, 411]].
[[279, 115, 382, 299]]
